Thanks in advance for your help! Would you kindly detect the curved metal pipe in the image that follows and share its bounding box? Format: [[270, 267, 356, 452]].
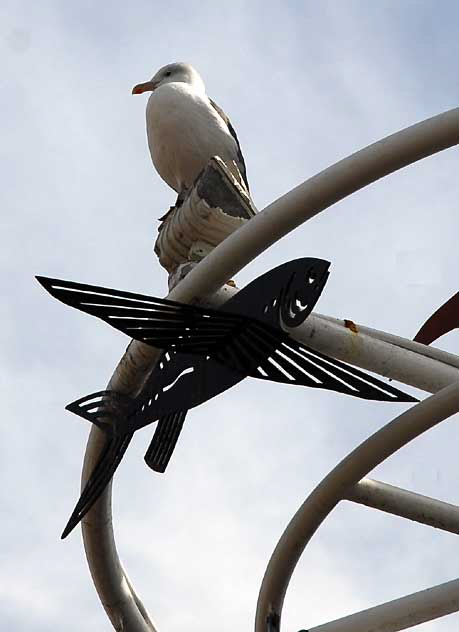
[[166, 107, 459, 304], [81, 348, 162, 632], [80, 107, 459, 630], [254, 382, 459, 632]]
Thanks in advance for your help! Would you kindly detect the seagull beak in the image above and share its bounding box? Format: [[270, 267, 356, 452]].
[[132, 81, 157, 95]]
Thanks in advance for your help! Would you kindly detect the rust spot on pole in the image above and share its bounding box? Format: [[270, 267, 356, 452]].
[[344, 319, 359, 333]]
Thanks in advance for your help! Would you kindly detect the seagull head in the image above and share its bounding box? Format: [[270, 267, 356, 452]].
[[132, 62, 206, 95]]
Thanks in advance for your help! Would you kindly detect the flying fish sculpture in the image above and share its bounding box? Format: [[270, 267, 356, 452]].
[[37, 258, 416, 538]]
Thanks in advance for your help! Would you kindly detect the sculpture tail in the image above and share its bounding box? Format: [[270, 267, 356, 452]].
[[61, 430, 133, 539], [61, 391, 136, 538]]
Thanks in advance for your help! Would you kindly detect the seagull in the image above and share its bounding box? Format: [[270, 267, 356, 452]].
[[132, 62, 250, 205]]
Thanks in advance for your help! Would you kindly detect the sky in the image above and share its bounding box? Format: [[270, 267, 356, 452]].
[[1, 0, 459, 630]]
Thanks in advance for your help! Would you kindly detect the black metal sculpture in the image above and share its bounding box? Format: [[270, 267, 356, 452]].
[[37, 258, 416, 537]]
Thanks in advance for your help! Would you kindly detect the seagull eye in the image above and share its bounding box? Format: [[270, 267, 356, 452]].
[[165, 71, 172, 77]]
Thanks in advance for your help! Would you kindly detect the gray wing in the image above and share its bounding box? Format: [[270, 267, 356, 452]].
[[209, 97, 250, 193]]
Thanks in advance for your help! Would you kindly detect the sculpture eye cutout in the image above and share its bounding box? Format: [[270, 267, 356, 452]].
[[278, 265, 329, 328]]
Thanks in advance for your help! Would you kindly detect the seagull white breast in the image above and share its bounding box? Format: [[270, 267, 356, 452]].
[[146, 81, 244, 193]]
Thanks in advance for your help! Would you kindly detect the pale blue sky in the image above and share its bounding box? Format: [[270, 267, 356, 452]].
[[1, 1, 459, 630]]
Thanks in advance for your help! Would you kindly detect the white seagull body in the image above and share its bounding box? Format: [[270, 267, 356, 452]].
[[133, 63, 249, 199]]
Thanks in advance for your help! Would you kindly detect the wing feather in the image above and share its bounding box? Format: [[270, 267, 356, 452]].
[[39, 276, 416, 404], [209, 97, 250, 192]]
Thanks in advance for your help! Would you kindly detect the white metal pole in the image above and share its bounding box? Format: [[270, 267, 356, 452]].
[[309, 313, 459, 371], [345, 477, 459, 534], [305, 577, 459, 632], [291, 314, 459, 394], [79, 107, 459, 631]]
